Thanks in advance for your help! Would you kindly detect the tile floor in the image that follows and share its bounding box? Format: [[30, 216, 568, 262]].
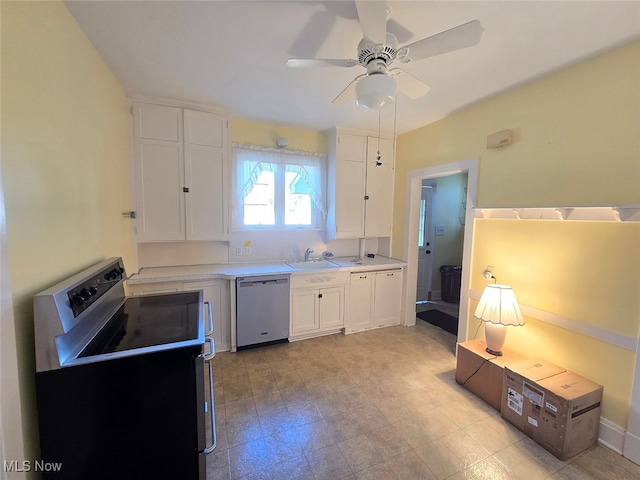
[[207, 317, 640, 480]]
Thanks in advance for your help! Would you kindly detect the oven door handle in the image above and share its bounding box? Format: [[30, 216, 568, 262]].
[[202, 337, 215, 361], [203, 354, 217, 454], [204, 301, 214, 336]]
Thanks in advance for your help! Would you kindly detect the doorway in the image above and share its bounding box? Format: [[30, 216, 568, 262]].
[[416, 183, 434, 303], [401, 158, 479, 344]]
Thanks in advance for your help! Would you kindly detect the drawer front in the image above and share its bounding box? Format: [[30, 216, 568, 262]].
[[290, 271, 349, 289]]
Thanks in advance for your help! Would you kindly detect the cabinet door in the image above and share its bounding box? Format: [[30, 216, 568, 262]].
[[319, 286, 344, 329], [133, 103, 185, 242], [346, 274, 374, 333], [184, 110, 229, 241], [334, 134, 366, 238], [291, 289, 319, 334], [374, 270, 403, 327], [364, 137, 394, 237], [184, 280, 231, 352]]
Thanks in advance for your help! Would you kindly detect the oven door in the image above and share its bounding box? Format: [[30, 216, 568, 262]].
[[36, 345, 206, 479]]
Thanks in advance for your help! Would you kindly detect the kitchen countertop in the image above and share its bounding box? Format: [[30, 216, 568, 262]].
[[127, 256, 406, 285]]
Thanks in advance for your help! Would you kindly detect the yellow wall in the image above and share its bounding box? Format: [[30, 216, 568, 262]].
[[470, 220, 639, 426], [231, 118, 327, 153], [392, 40, 640, 429], [2, 0, 132, 461]]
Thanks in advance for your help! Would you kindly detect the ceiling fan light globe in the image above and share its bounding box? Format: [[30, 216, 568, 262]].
[[355, 74, 397, 109]]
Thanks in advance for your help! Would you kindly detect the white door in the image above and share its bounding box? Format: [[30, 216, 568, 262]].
[[133, 103, 185, 242], [334, 133, 366, 238], [184, 109, 228, 241], [416, 185, 434, 302], [364, 137, 394, 237], [318, 286, 344, 329], [346, 273, 374, 332], [291, 289, 320, 334], [374, 270, 403, 327]]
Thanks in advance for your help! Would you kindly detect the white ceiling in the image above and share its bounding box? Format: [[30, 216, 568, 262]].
[[65, 1, 640, 135]]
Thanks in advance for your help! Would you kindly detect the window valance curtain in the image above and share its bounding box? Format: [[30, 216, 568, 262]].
[[233, 144, 327, 218]]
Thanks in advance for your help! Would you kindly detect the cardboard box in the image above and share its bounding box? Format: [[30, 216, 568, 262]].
[[502, 360, 603, 460], [534, 371, 603, 460], [455, 339, 527, 411], [502, 358, 566, 431]]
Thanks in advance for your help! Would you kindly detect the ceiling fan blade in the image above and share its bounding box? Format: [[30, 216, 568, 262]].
[[389, 68, 431, 99], [332, 74, 365, 104], [355, 0, 387, 45], [286, 58, 358, 68], [397, 20, 484, 63]]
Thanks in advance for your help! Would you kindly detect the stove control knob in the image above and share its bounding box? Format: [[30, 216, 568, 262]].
[[72, 293, 84, 306], [80, 288, 92, 300], [89, 286, 98, 296]]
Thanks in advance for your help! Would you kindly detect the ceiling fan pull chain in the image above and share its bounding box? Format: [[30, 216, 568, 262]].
[[376, 108, 382, 166]]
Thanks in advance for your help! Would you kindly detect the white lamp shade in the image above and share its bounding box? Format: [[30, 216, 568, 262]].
[[474, 284, 524, 326], [355, 74, 397, 109]]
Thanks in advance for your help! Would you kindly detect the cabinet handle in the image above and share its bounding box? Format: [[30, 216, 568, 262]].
[[364, 195, 370, 200], [318, 293, 323, 298], [183, 187, 190, 193]]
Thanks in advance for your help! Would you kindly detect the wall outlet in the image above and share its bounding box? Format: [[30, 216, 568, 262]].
[[435, 225, 445, 236], [236, 246, 242, 256], [245, 246, 252, 256]]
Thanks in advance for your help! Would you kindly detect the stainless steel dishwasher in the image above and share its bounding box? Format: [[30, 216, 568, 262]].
[[236, 274, 290, 349]]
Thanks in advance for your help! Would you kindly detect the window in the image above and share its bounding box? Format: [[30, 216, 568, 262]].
[[234, 145, 326, 229]]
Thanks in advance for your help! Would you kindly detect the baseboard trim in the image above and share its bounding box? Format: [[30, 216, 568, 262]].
[[623, 431, 640, 464], [599, 417, 625, 454]]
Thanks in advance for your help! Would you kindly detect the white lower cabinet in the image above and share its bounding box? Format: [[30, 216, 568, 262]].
[[290, 272, 348, 341], [346, 268, 403, 334], [128, 279, 231, 351]]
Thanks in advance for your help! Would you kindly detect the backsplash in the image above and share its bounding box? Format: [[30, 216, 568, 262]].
[[227, 230, 363, 263], [136, 231, 387, 269]]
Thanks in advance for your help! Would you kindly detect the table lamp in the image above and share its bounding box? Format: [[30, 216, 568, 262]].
[[474, 284, 524, 356]]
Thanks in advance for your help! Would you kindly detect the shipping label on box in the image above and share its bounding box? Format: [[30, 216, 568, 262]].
[[501, 359, 565, 432], [506, 387, 523, 416]]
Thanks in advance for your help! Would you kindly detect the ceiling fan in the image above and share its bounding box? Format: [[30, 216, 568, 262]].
[[286, 1, 484, 109]]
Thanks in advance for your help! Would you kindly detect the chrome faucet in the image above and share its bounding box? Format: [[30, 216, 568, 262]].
[[304, 248, 314, 262]]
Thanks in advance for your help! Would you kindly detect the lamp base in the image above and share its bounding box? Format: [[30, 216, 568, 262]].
[[485, 347, 503, 356], [484, 322, 507, 357]]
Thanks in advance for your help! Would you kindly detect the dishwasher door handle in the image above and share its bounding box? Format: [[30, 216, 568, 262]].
[[240, 279, 288, 287]]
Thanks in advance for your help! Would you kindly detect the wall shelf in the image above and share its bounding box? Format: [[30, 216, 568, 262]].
[[474, 206, 640, 223]]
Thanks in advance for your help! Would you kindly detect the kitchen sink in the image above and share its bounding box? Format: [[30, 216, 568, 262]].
[[286, 259, 339, 270]]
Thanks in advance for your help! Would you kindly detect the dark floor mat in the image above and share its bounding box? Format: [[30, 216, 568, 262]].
[[416, 309, 458, 336]]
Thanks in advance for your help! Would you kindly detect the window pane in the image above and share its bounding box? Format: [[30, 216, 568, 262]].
[[285, 172, 311, 225], [244, 170, 275, 225], [418, 199, 426, 247]]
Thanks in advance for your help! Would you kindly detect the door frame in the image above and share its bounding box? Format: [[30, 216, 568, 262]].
[[401, 158, 479, 345]]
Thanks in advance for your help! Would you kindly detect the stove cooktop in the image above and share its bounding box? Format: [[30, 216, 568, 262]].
[[79, 291, 202, 358]]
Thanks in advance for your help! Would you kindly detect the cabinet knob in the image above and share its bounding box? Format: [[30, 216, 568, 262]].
[[318, 293, 323, 298], [364, 195, 370, 200]]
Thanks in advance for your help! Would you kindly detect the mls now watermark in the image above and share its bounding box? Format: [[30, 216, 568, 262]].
[[4, 460, 63, 473]]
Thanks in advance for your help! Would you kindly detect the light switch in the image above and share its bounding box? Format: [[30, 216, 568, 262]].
[[435, 225, 445, 236]]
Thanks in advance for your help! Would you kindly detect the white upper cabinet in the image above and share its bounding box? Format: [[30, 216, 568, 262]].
[[132, 101, 230, 242], [326, 129, 395, 240], [183, 109, 228, 241], [364, 136, 394, 238]]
